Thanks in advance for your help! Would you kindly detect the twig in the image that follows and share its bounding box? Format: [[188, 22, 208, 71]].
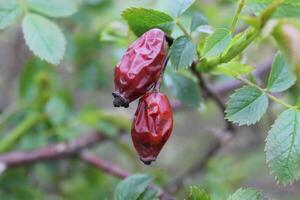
[[0, 113, 47, 153], [167, 60, 272, 192], [164, 63, 237, 192], [0, 132, 105, 168], [213, 60, 272, 97], [80, 150, 130, 179], [230, 0, 246, 33], [80, 151, 174, 200], [191, 63, 235, 131], [0, 132, 175, 200]]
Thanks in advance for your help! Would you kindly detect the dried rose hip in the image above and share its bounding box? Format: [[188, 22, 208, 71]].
[[113, 28, 168, 108], [131, 92, 173, 165]]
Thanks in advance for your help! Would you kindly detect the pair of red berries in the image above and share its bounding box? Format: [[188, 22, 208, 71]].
[[113, 29, 173, 165]]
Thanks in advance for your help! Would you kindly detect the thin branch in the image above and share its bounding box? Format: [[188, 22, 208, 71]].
[[230, 0, 246, 33], [165, 64, 237, 192], [191, 63, 235, 131], [213, 60, 272, 97], [0, 132, 174, 200], [0, 132, 105, 168], [166, 60, 272, 193], [80, 150, 129, 179], [80, 151, 174, 200]]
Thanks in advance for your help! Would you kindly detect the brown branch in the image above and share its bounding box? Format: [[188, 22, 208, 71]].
[[164, 64, 236, 192], [80, 151, 174, 200], [191, 63, 235, 131], [80, 150, 130, 179], [0, 132, 104, 168], [0, 132, 174, 200], [171, 60, 272, 111], [166, 60, 272, 192]]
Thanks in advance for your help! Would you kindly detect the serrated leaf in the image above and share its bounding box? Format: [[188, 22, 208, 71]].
[[267, 52, 296, 92], [27, 0, 77, 18], [227, 188, 267, 200], [0, 0, 22, 29], [22, 14, 66, 65], [266, 109, 300, 184], [202, 28, 232, 58], [164, 71, 202, 107], [169, 36, 197, 69], [212, 62, 254, 78], [189, 186, 211, 200], [115, 174, 153, 200], [173, 0, 195, 17], [122, 7, 174, 36], [225, 86, 269, 125], [190, 13, 209, 32]]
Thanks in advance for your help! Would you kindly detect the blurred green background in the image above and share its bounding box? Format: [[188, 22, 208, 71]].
[[0, 0, 299, 199]]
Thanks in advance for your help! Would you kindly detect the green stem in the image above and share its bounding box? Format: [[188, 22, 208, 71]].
[[198, 0, 283, 72], [175, 19, 193, 40], [18, 0, 28, 14], [221, 28, 260, 63], [199, 28, 259, 71], [238, 77, 296, 110], [260, 0, 283, 28], [0, 102, 31, 130], [230, 0, 246, 33], [0, 113, 46, 152]]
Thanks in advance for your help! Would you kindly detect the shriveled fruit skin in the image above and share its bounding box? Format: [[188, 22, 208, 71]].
[[113, 28, 167, 108], [131, 92, 173, 165]]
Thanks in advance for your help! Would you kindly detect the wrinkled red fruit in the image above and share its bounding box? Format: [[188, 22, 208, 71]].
[[113, 28, 168, 108], [131, 92, 173, 165]]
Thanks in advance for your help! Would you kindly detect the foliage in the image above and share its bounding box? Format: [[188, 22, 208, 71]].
[[169, 36, 197, 69], [114, 174, 155, 200], [1, 0, 300, 199]]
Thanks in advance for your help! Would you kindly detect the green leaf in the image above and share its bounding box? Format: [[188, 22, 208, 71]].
[[243, 0, 300, 18], [0, 0, 22, 29], [27, 0, 77, 18], [45, 95, 69, 125], [267, 52, 296, 93], [189, 186, 211, 200], [202, 28, 232, 58], [265, 109, 300, 184], [227, 188, 266, 200], [164, 71, 202, 107], [138, 189, 158, 200], [115, 174, 153, 200], [225, 86, 269, 125], [169, 36, 197, 69], [22, 14, 66, 65], [122, 7, 174, 36], [190, 13, 209, 32], [173, 0, 195, 17], [212, 62, 254, 78]]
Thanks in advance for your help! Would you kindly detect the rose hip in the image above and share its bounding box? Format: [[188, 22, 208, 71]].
[[131, 92, 173, 165], [113, 28, 168, 108]]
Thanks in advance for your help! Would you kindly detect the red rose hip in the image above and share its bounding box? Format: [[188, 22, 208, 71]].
[[113, 28, 168, 108], [131, 92, 173, 165]]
